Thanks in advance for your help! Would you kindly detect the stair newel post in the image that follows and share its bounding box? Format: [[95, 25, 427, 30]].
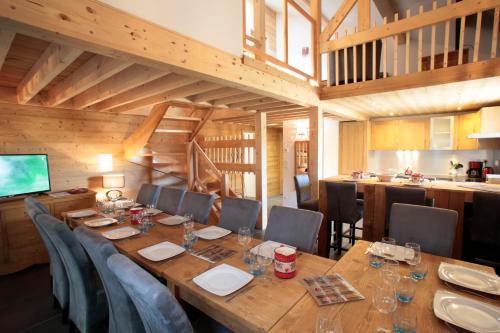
[[221, 173, 230, 199]]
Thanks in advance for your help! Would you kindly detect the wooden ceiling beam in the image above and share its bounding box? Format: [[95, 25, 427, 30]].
[[94, 73, 198, 112], [67, 65, 168, 109], [43, 55, 132, 106], [320, 0, 357, 42], [250, 101, 294, 111], [189, 108, 215, 141], [17, 43, 83, 104], [109, 81, 221, 113], [0, 29, 15, 71], [190, 87, 242, 103], [228, 97, 276, 109], [213, 93, 262, 106], [258, 105, 307, 113]]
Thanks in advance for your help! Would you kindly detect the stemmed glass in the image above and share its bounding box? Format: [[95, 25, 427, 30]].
[[238, 227, 252, 264]]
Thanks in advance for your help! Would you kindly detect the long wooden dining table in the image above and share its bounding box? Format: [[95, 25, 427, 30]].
[[64, 210, 498, 333]]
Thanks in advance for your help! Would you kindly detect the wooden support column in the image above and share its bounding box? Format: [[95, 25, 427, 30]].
[[253, 0, 266, 60], [310, 0, 322, 82], [309, 107, 323, 199], [187, 141, 195, 190], [255, 112, 267, 229], [358, 0, 371, 31]]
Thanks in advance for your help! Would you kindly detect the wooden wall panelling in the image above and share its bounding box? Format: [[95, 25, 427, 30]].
[[267, 128, 283, 196], [339, 121, 369, 175]]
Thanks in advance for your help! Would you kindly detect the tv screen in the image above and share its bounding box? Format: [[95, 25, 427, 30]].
[[0, 154, 51, 198]]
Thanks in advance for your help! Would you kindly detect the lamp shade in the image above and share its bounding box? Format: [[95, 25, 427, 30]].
[[102, 174, 125, 188]]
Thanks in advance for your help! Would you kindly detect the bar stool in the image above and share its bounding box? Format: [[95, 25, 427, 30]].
[[294, 174, 319, 211], [325, 182, 363, 255]]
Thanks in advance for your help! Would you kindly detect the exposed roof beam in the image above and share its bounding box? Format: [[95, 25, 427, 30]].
[[320, 0, 357, 42], [259, 105, 306, 113], [0, 29, 15, 71], [94, 73, 198, 112], [189, 108, 215, 141], [250, 101, 294, 111], [228, 97, 275, 109], [66, 65, 167, 109], [213, 93, 262, 106], [17, 43, 83, 104], [109, 81, 221, 113], [43, 55, 132, 106], [190, 87, 242, 103]]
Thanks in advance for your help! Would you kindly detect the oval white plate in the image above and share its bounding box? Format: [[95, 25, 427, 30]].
[[439, 262, 500, 295], [84, 217, 117, 228], [434, 290, 500, 333]]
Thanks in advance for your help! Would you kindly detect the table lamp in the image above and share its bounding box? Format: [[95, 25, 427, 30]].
[[102, 174, 125, 201]]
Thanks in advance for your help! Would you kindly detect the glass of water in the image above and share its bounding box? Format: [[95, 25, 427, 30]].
[[410, 261, 428, 280], [373, 284, 397, 314], [183, 228, 197, 252], [238, 227, 252, 264], [396, 276, 416, 304], [405, 242, 421, 266], [392, 306, 417, 333]]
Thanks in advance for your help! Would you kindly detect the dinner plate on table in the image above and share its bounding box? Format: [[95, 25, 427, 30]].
[[67, 209, 97, 218], [102, 226, 140, 240], [433, 290, 500, 333], [138, 241, 185, 261], [193, 263, 254, 296], [84, 217, 117, 228], [158, 215, 190, 226], [250, 240, 296, 259], [144, 208, 163, 216], [194, 226, 231, 240], [438, 262, 500, 295]]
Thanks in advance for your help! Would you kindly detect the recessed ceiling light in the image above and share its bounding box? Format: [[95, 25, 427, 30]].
[[371, 101, 377, 106], [382, 107, 387, 112], [457, 106, 462, 110], [389, 112, 394, 116]]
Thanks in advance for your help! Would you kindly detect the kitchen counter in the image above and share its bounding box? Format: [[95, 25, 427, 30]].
[[317, 176, 500, 259]]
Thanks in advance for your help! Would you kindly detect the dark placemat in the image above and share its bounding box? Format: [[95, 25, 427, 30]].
[[303, 274, 365, 306], [191, 244, 236, 263]]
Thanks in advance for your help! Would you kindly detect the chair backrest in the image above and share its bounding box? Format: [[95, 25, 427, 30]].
[[265, 206, 323, 253], [36, 214, 106, 332], [25, 198, 69, 309], [178, 191, 215, 225], [325, 182, 361, 223], [74, 227, 145, 333], [218, 197, 261, 233], [156, 187, 186, 215], [136, 184, 161, 206], [107, 253, 194, 333], [294, 174, 312, 207], [385, 186, 426, 233], [389, 203, 458, 257]]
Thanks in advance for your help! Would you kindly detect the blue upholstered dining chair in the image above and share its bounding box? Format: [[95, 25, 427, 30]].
[[217, 197, 261, 233], [36, 214, 108, 333], [156, 187, 186, 215], [24, 197, 70, 318], [178, 191, 215, 225], [107, 253, 233, 333], [136, 184, 161, 206], [389, 203, 458, 257], [74, 227, 145, 333], [385, 186, 427, 234], [264, 206, 323, 253]]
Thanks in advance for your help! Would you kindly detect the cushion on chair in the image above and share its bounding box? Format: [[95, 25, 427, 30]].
[[136, 184, 161, 206], [156, 187, 186, 215], [178, 191, 216, 225], [294, 174, 312, 207], [299, 199, 319, 212], [218, 197, 261, 233]]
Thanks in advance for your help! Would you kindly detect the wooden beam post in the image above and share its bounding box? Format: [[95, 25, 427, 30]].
[[309, 107, 323, 199], [189, 108, 215, 142], [320, 0, 357, 42], [0, 29, 15, 71], [255, 112, 267, 229], [310, 0, 322, 82], [358, 0, 371, 31], [253, 0, 266, 59], [187, 141, 195, 190]]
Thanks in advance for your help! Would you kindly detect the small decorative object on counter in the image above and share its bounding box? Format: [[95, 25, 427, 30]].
[[130, 207, 143, 225], [449, 160, 463, 179], [274, 246, 297, 279], [352, 171, 363, 179], [410, 173, 423, 184]]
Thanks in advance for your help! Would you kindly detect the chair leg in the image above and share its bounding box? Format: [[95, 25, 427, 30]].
[[350, 224, 355, 245], [52, 295, 59, 309], [69, 321, 76, 333], [335, 222, 342, 255], [62, 307, 69, 324]]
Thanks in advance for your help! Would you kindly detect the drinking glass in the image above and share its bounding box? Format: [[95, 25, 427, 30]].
[[373, 284, 397, 314], [183, 229, 197, 252], [138, 211, 149, 234], [146, 203, 156, 216], [392, 306, 417, 333], [396, 276, 416, 304], [404, 242, 421, 266], [115, 204, 127, 224], [315, 315, 343, 333], [368, 252, 384, 268], [381, 237, 396, 258], [184, 213, 194, 222], [380, 268, 400, 286], [410, 262, 428, 280], [249, 253, 263, 277], [238, 227, 252, 264], [382, 258, 400, 276], [96, 199, 105, 213], [257, 244, 274, 277]]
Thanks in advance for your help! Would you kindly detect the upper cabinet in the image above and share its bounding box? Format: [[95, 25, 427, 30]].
[[455, 112, 480, 150], [370, 119, 429, 150], [430, 116, 454, 150], [370, 120, 398, 150]]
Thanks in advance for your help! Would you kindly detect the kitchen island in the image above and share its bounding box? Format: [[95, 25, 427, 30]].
[[318, 176, 500, 259]]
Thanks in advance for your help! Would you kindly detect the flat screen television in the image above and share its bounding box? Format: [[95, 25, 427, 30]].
[[0, 154, 51, 198]]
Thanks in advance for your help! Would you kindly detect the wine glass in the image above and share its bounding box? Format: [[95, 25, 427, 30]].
[[238, 227, 252, 264], [404, 242, 421, 266]]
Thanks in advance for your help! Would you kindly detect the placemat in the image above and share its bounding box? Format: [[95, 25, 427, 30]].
[[303, 274, 365, 306], [191, 244, 236, 263]]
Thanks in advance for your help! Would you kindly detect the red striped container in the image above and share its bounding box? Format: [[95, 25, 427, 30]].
[[274, 247, 297, 279]]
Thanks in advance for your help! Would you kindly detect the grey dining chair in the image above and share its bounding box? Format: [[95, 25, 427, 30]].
[[107, 253, 233, 333], [389, 203, 458, 257], [36, 214, 108, 333], [325, 182, 364, 255], [217, 197, 261, 233], [178, 191, 215, 225], [74, 227, 145, 333], [294, 174, 319, 211], [385, 186, 426, 234], [25, 197, 70, 319], [156, 187, 186, 215], [136, 184, 161, 206], [264, 206, 323, 253]]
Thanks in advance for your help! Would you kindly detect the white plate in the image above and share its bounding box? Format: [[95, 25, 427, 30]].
[[138, 241, 185, 261], [250, 240, 296, 259], [158, 215, 190, 226], [194, 226, 231, 240], [67, 209, 97, 218], [365, 242, 412, 261], [84, 217, 117, 228], [193, 263, 254, 296], [433, 290, 500, 333], [102, 227, 140, 240], [145, 208, 163, 216], [439, 262, 500, 295]]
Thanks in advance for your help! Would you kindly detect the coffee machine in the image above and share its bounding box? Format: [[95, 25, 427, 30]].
[[466, 161, 483, 181]]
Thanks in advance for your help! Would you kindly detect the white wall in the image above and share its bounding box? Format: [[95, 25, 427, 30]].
[[100, 0, 243, 55]]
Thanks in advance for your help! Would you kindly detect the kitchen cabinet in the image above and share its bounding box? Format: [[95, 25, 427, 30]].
[[430, 116, 455, 150], [339, 121, 369, 174], [455, 112, 480, 150], [370, 119, 428, 150], [370, 120, 398, 150]]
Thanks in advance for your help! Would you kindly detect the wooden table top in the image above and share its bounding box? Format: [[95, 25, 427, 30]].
[[270, 240, 498, 333], [65, 211, 337, 333]]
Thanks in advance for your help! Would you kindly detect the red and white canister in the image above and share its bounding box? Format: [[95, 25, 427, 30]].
[[130, 207, 143, 225], [274, 246, 297, 279]]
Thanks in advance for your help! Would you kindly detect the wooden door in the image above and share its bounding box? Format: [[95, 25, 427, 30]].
[[398, 119, 430, 150], [339, 121, 369, 174], [455, 112, 480, 150], [370, 120, 398, 150]]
